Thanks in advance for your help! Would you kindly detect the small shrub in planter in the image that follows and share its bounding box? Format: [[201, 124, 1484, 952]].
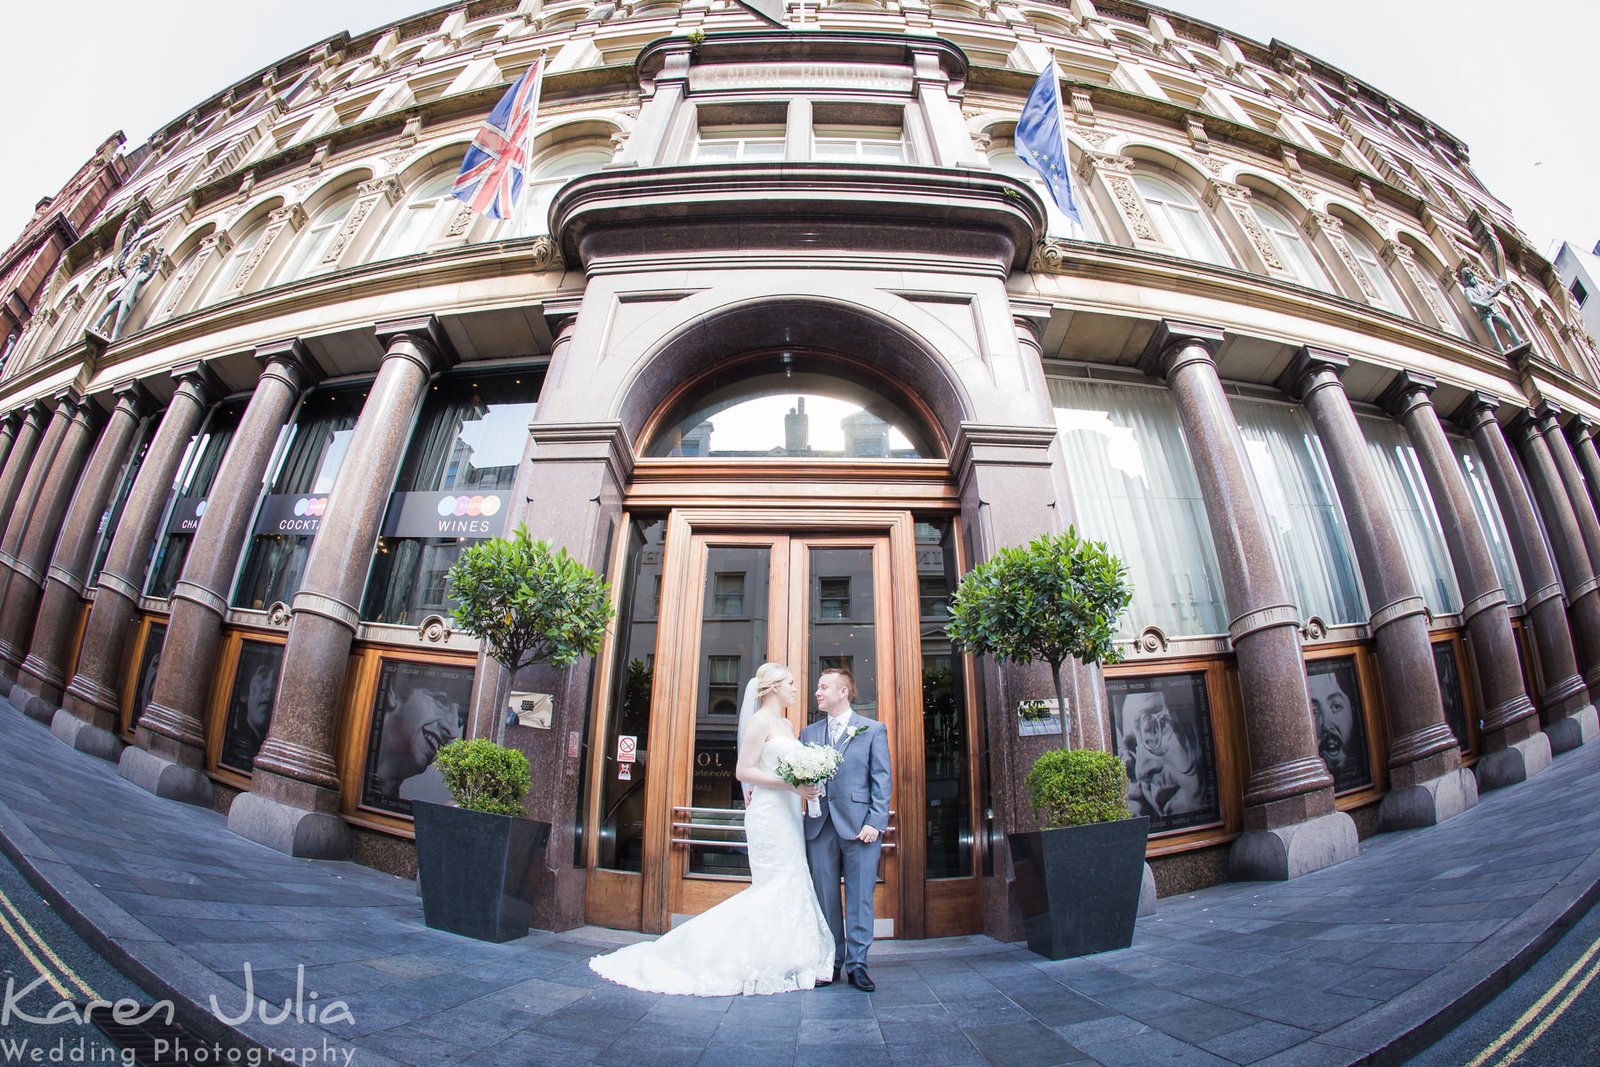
[[434, 738, 532, 816], [947, 528, 1146, 958]]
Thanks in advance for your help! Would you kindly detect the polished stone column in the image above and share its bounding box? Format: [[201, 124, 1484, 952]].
[[14, 384, 149, 721], [1141, 322, 1357, 880], [1539, 403, 1600, 587], [119, 342, 320, 803], [0, 394, 104, 692], [1513, 413, 1600, 751], [230, 316, 455, 858], [0, 413, 22, 484], [1458, 394, 1589, 757], [0, 403, 51, 530], [0, 396, 75, 628], [1283, 350, 1475, 823], [57, 364, 221, 760], [1570, 417, 1600, 520], [1384, 373, 1547, 789]]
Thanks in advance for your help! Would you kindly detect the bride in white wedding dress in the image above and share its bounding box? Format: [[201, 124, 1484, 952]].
[[589, 662, 836, 996]]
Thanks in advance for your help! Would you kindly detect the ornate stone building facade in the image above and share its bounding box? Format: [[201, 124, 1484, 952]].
[[2, 0, 1598, 940]]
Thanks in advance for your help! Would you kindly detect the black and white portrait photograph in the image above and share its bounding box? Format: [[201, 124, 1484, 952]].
[[1106, 672, 1220, 835], [1434, 642, 1470, 752], [361, 660, 474, 816], [219, 641, 285, 774], [1306, 657, 1372, 793], [131, 623, 166, 725]]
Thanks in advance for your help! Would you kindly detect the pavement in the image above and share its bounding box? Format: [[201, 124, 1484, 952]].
[[2, 695, 1599, 1067]]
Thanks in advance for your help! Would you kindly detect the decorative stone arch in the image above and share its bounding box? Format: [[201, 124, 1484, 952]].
[[1110, 144, 1237, 265], [267, 167, 375, 285], [138, 222, 217, 329], [1312, 201, 1413, 313], [364, 142, 475, 258], [190, 195, 289, 308], [1232, 172, 1335, 289]]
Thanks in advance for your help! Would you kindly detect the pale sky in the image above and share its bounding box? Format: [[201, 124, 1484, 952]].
[[2, 2, 1595, 261]]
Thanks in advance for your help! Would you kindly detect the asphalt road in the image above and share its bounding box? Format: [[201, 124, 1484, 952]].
[[0, 845, 154, 1065], [1410, 896, 1600, 1066]]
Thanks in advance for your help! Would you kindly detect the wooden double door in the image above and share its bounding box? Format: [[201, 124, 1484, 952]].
[[636, 509, 926, 936]]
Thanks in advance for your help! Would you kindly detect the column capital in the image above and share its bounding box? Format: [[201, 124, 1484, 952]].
[[169, 360, 224, 405], [1533, 399, 1566, 427], [1508, 407, 1543, 446], [110, 379, 155, 419], [1379, 370, 1438, 419], [253, 337, 323, 387], [1453, 389, 1502, 425], [1571, 413, 1599, 438], [1137, 320, 1226, 380], [1278, 345, 1349, 400], [375, 314, 458, 375]]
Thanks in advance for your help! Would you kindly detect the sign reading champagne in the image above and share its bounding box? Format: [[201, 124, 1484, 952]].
[[380, 491, 509, 540], [164, 496, 207, 533]]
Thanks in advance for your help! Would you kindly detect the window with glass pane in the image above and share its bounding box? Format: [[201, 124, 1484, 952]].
[[199, 222, 267, 306], [373, 171, 459, 260], [1252, 200, 1331, 291], [362, 371, 541, 623], [273, 190, 357, 283], [146, 400, 245, 599], [647, 357, 935, 459], [1346, 231, 1411, 315], [712, 573, 745, 616], [1453, 434, 1524, 601], [694, 126, 786, 163], [919, 519, 971, 877], [1132, 173, 1233, 267], [597, 518, 664, 872], [1359, 415, 1461, 614], [819, 577, 850, 619], [989, 149, 1100, 241], [515, 149, 612, 236], [1051, 377, 1229, 636], [233, 387, 365, 610], [707, 655, 740, 716], [813, 125, 907, 163], [88, 412, 158, 586], [1413, 258, 1469, 337], [1232, 398, 1366, 624]]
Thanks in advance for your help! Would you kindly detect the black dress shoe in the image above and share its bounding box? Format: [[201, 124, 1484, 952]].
[[847, 966, 875, 992]]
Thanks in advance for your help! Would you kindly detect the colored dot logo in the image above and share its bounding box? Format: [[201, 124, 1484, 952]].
[[293, 497, 329, 517], [436, 494, 503, 518]]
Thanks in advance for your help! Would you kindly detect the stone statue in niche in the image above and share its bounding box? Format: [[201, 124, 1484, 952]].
[[1457, 264, 1526, 352], [91, 249, 159, 342]]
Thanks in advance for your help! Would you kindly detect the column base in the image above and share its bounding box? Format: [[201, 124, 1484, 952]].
[[1547, 704, 1600, 754], [1138, 862, 1156, 917], [227, 791, 351, 860], [9, 680, 52, 724], [49, 709, 124, 762], [1476, 731, 1554, 791], [1378, 767, 1478, 831], [1228, 810, 1358, 882], [117, 745, 214, 807]]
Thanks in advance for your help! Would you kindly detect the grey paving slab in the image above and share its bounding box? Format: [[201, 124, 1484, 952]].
[[5, 697, 1600, 1066]]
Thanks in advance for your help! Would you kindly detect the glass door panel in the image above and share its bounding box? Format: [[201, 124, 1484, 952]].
[[806, 546, 879, 720]]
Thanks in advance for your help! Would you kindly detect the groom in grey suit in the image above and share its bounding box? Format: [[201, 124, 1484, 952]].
[[804, 667, 892, 992]]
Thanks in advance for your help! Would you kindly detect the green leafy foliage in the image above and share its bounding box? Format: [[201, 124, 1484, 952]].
[[434, 738, 532, 816], [445, 523, 615, 676], [945, 528, 1132, 750], [1025, 748, 1131, 828]]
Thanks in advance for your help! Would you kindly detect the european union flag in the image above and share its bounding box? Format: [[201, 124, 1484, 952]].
[[1015, 63, 1081, 226]]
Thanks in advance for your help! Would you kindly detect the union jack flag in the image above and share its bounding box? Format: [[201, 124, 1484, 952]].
[[453, 57, 546, 221]]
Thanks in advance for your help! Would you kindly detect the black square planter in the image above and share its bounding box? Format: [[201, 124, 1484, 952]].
[[1008, 816, 1150, 959], [412, 800, 550, 942]]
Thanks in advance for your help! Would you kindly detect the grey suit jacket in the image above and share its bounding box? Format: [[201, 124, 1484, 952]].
[[802, 712, 892, 840]]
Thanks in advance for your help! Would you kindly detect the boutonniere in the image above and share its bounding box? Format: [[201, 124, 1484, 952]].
[[844, 724, 870, 741]]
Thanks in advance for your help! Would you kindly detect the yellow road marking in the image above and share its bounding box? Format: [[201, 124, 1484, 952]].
[[0, 884, 98, 1000], [0, 906, 72, 1000], [1497, 950, 1600, 1065], [1465, 931, 1600, 1067]]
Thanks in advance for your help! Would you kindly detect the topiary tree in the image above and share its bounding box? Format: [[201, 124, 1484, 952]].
[[945, 527, 1132, 753], [448, 523, 614, 674], [1025, 749, 1130, 828], [446, 523, 615, 739]]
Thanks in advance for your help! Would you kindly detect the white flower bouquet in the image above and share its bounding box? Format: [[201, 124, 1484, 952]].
[[776, 743, 844, 818]]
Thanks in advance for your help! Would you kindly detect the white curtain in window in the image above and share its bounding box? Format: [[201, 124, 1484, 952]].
[[515, 148, 613, 237], [1252, 200, 1331, 291], [1359, 415, 1461, 614], [273, 190, 357, 283], [1345, 230, 1410, 315], [1452, 434, 1524, 602], [1051, 377, 1229, 636], [374, 172, 458, 261], [1232, 398, 1366, 624], [1132, 173, 1232, 267]]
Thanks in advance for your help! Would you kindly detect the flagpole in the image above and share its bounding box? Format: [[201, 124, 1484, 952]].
[[508, 50, 548, 237], [1045, 48, 1081, 240]]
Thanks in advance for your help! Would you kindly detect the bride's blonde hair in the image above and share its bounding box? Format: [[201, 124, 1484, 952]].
[[754, 662, 792, 701]]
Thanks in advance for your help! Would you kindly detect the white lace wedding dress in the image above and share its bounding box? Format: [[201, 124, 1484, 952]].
[[589, 735, 835, 996]]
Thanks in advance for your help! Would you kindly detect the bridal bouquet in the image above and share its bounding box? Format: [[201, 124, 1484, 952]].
[[776, 743, 843, 819]]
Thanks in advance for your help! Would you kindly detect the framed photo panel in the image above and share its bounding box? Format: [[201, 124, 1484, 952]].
[[1433, 642, 1470, 752], [219, 640, 286, 774], [1306, 657, 1372, 793], [360, 660, 475, 816], [1105, 672, 1220, 835]]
